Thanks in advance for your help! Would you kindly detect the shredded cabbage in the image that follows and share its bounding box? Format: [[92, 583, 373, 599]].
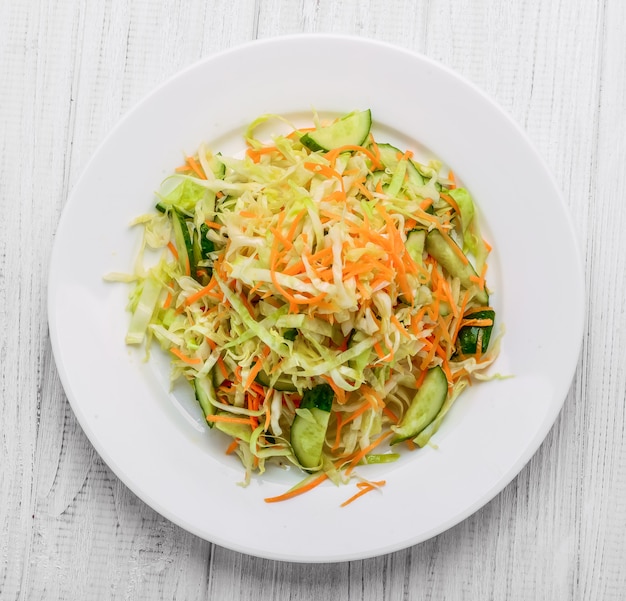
[[120, 111, 500, 490]]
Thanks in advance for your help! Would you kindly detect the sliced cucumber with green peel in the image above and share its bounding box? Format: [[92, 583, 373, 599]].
[[425, 229, 489, 305], [405, 229, 426, 265], [213, 411, 252, 443], [193, 374, 217, 427], [390, 366, 448, 445], [283, 328, 298, 342], [300, 110, 372, 152], [209, 152, 226, 178], [290, 383, 334, 469], [192, 222, 215, 283], [456, 310, 495, 355], [171, 209, 194, 276], [255, 369, 298, 392], [377, 143, 425, 189]]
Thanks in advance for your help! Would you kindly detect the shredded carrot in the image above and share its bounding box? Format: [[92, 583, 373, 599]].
[[216, 356, 229, 379], [324, 144, 382, 169], [341, 401, 371, 428], [451, 291, 472, 344], [170, 347, 201, 365], [459, 318, 493, 328], [225, 439, 239, 455], [344, 431, 393, 475], [303, 162, 345, 191], [204, 220, 222, 230], [340, 480, 386, 507], [206, 414, 251, 426], [440, 192, 461, 215], [264, 472, 328, 503], [286, 208, 308, 241], [448, 169, 456, 188], [420, 198, 434, 211], [162, 290, 172, 309], [382, 406, 399, 424], [246, 146, 282, 163], [391, 315, 410, 338], [186, 156, 206, 179], [167, 241, 179, 260], [185, 277, 219, 306], [439, 228, 469, 265], [244, 347, 271, 390], [321, 375, 347, 405], [332, 412, 345, 452]]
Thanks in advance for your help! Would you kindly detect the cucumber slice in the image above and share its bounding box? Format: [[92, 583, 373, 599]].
[[171, 209, 195, 276], [192, 222, 214, 283], [209, 152, 226, 178], [390, 366, 448, 445], [456, 310, 495, 355], [425, 229, 489, 305], [214, 411, 252, 443], [405, 229, 426, 266], [255, 369, 297, 392], [300, 110, 372, 152], [377, 143, 425, 189], [290, 384, 334, 469], [193, 374, 217, 427], [283, 328, 298, 342]]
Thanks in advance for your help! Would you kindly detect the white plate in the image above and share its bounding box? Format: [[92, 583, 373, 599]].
[[48, 35, 584, 562]]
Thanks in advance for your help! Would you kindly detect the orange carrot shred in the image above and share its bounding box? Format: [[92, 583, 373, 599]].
[[340, 480, 386, 507], [264, 472, 328, 503], [170, 348, 201, 365]]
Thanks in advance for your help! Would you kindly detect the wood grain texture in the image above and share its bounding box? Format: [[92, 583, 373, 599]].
[[1, 0, 624, 599]]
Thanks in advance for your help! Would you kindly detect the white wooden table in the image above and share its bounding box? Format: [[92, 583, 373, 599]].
[[2, 1, 625, 599]]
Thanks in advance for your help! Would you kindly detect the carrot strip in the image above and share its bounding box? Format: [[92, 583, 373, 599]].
[[185, 277, 219, 306], [391, 315, 410, 338], [187, 156, 206, 179], [170, 348, 201, 365], [163, 291, 173, 309], [439, 229, 469, 265], [332, 412, 345, 452], [340, 401, 371, 427], [344, 432, 393, 475], [244, 347, 271, 390], [167, 241, 179, 260], [204, 220, 222, 230], [459, 318, 494, 328], [382, 406, 399, 424], [325, 144, 381, 169], [216, 356, 229, 379], [286, 208, 308, 241], [264, 472, 328, 503], [448, 169, 457, 189], [340, 480, 386, 507], [225, 439, 239, 455], [420, 330, 442, 370], [321, 375, 346, 405], [205, 414, 251, 425], [270, 227, 293, 250], [303, 162, 345, 191], [440, 192, 461, 216], [451, 291, 472, 344]]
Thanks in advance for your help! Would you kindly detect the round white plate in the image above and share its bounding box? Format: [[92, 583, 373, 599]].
[[48, 35, 584, 562]]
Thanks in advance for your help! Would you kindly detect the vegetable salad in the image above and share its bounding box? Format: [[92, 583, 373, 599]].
[[118, 110, 500, 503]]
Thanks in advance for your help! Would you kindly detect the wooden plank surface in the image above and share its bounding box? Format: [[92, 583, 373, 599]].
[[1, 0, 625, 599]]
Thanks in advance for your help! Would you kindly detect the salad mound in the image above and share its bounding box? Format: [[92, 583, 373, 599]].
[[120, 110, 500, 502]]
